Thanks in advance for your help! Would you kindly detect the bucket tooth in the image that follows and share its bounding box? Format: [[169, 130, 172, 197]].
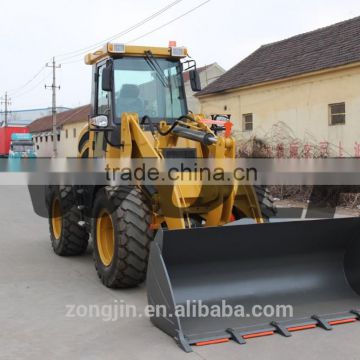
[[312, 316, 333, 331], [271, 322, 292, 337], [350, 309, 360, 319], [226, 328, 246, 344]]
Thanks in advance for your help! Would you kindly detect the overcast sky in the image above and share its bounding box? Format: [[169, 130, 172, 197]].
[[1, 0, 360, 111]]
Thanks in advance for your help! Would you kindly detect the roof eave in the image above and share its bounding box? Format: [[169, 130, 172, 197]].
[[197, 61, 360, 98]]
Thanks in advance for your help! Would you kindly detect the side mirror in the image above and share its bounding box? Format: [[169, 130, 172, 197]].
[[102, 62, 113, 92], [90, 115, 109, 128], [189, 69, 201, 92]]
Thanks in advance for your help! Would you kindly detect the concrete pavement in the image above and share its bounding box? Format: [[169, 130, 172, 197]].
[[0, 186, 359, 360]]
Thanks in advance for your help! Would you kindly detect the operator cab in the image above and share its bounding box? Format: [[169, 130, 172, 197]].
[[86, 43, 201, 147], [101, 56, 187, 124]]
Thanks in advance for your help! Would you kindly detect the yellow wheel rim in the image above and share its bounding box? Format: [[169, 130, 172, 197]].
[[96, 210, 115, 267], [52, 197, 62, 240]]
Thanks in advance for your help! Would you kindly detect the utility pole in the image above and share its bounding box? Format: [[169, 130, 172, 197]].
[[0, 92, 11, 127], [45, 57, 61, 158]]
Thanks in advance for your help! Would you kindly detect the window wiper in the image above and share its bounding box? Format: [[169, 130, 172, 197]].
[[144, 50, 169, 88], [168, 72, 173, 107]]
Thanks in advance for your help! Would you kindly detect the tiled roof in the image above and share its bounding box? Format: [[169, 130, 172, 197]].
[[29, 105, 90, 133], [198, 16, 360, 96]]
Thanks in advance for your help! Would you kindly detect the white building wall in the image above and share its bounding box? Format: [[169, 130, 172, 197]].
[[185, 64, 225, 114], [33, 122, 87, 158], [199, 65, 360, 157]]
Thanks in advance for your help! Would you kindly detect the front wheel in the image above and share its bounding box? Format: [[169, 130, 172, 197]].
[[92, 186, 154, 288], [254, 186, 277, 220]]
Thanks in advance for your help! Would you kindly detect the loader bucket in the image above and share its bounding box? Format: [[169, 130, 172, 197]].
[[147, 217, 360, 352]]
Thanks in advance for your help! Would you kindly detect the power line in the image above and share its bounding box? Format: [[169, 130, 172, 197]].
[[5, 0, 212, 106], [57, 0, 185, 62], [129, 0, 211, 43], [62, 58, 83, 66], [11, 72, 52, 99], [61, 0, 212, 65], [8, 66, 46, 97], [5, 0, 185, 97]]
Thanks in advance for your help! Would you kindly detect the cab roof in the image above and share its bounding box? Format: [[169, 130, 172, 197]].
[[85, 43, 188, 65]]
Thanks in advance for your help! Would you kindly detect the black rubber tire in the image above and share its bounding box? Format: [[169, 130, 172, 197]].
[[92, 186, 154, 289], [47, 186, 89, 256], [254, 185, 277, 220]]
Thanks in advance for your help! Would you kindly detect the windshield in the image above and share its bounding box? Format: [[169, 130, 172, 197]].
[[113, 57, 187, 123], [11, 143, 34, 152]]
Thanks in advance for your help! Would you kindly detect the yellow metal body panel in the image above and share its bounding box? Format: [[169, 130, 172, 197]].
[[81, 46, 263, 230], [81, 112, 263, 230], [85, 43, 187, 65]]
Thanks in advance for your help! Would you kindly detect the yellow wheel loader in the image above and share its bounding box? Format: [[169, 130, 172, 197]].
[[28, 43, 360, 352]]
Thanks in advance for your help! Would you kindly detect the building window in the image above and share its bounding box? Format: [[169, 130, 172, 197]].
[[242, 113, 253, 131], [51, 135, 54, 142], [329, 102, 345, 125], [45, 136, 48, 142], [66, 129, 68, 139], [73, 128, 76, 138], [40, 137, 43, 143], [57, 134, 60, 142]]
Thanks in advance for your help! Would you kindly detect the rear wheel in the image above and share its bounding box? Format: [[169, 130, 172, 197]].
[[47, 186, 89, 256], [92, 186, 154, 288]]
